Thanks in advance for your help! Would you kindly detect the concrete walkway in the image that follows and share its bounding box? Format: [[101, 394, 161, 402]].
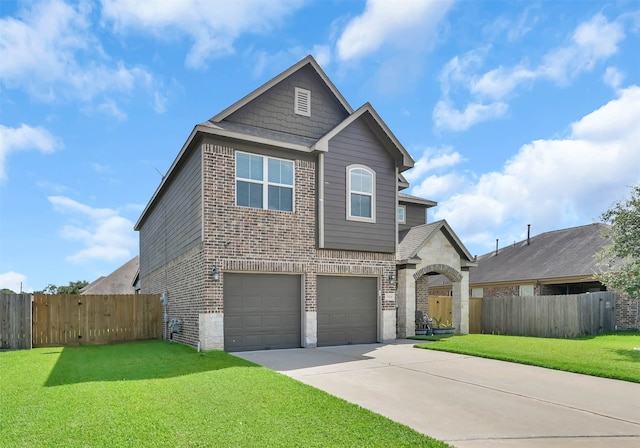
[[235, 340, 640, 448]]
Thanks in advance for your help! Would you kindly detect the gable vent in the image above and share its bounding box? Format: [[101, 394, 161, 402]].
[[294, 87, 311, 117]]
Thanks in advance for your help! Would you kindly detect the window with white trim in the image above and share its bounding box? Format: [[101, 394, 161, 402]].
[[236, 152, 294, 212], [294, 87, 311, 117], [347, 165, 375, 222], [398, 205, 406, 224]]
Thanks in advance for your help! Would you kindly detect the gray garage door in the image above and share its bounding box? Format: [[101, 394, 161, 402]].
[[224, 273, 301, 352], [317, 276, 378, 347]]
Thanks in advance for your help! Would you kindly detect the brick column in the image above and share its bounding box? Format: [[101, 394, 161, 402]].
[[396, 266, 416, 338]]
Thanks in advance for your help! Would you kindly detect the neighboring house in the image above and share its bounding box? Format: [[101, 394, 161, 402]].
[[428, 223, 639, 330], [80, 256, 140, 295], [135, 55, 475, 351]]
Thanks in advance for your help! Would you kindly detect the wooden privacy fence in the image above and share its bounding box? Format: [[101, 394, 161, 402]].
[[32, 294, 162, 347], [428, 295, 483, 333], [0, 294, 32, 350], [481, 292, 616, 338]]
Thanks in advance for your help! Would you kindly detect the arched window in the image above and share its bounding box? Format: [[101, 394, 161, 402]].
[[347, 165, 375, 222]]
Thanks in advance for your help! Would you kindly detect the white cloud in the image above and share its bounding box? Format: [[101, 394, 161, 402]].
[[101, 0, 304, 69], [0, 0, 159, 113], [435, 13, 627, 131], [433, 99, 508, 132], [48, 196, 137, 263], [97, 100, 127, 121], [411, 173, 469, 200], [333, 0, 454, 94], [336, 0, 454, 61], [312, 45, 331, 67], [470, 65, 536, 100], [0, 271, 32, 293], [540, 14, 624, 85], [603, 67, 625, 90], [405, 146, 464, 183], [428, 86, 640, 255], [0, 124, 61, 180]]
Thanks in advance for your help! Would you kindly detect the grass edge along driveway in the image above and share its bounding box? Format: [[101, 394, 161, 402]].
[[413, 331, 640, 383], [1, 340, 450, 448]]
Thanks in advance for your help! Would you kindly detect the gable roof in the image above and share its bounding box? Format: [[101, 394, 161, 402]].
[[397, 220, 475, 264], [468, 223, 611, 284], [80, 256, 139, 295], [313, 103, 414, 171], [399, 192, 437, 207], [135, 55, 415, 229], [210, 55, 353, 122]]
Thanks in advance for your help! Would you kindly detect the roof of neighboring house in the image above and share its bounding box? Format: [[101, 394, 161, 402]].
[[397, 220, 475, 265], [431, 223, 611, 287], [80, 256, 139, 295]]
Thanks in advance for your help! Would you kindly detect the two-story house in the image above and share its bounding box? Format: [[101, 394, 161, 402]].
[[135, 55, 475, 351]]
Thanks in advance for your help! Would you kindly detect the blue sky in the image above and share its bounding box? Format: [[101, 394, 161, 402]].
[[1, 0, 639, 293]]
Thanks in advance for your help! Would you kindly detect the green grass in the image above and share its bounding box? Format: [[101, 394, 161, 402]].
[[0, 340, 449, 448], [412, 331, 640, 383]]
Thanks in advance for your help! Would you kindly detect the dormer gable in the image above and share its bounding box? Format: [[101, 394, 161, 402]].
[[313, 103, 414, 172]]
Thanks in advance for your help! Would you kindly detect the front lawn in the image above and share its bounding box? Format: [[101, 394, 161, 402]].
[[1, 340, 449, 447], [413, 331, 640, 383]]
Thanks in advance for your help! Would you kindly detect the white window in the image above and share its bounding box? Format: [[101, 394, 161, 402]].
[[398, 205, 406, 224], [236, 152, 294, 212], [294, 87, 311, 117], [519, 285, 534, 297], [347, 165, 375, 222]]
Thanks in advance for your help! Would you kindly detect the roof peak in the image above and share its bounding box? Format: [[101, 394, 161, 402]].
[[210, 55, 353, 123]]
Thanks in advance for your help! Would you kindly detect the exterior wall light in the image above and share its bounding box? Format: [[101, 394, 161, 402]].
[[212, 266, 220, 281], [388, 273, 396, 286]]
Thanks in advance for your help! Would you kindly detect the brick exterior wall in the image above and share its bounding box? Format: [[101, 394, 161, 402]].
[[416, 275, 429, 315], [141, 244, 205, 347], [616, 292, 639, 330], [141, 141, 398, 349]]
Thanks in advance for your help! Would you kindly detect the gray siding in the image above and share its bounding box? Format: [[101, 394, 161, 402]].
[[323, 119, 396, 253], [225, 64, 349, 139], [399, 203, 427, 232], [139, 146, 203, 277]]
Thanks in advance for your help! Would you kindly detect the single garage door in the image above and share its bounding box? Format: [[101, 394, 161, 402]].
[[317, 276, 378, 347], [224, 273, 301, 352]]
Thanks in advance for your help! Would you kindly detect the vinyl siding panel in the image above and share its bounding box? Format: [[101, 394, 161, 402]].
[[323, 119, 395, 253], [139, 146, 203, 277], [399, 203, 428, 231], [225, 64, 349, 139]]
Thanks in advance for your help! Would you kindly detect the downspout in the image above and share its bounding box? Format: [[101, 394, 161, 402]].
[[318, 152, 325, 248]]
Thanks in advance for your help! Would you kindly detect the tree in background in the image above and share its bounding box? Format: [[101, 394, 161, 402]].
[[596, 185, 640, 299], [35, 280, 89, 295], [1, 288, 16, 294]]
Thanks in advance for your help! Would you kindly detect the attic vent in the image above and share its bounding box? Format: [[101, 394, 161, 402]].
[[294, 87, 311, 117]]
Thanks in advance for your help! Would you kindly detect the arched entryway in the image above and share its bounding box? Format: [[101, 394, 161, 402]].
[[414, 264, 464, 332], [395, 221, 476, 338]]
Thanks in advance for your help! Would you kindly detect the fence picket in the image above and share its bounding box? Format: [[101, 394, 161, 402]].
[[31, 294, 161, 347], [481, 293, 616, 337]]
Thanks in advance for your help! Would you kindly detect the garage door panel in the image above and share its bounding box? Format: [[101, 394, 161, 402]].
[[317, 276, 378, 347], [224, 273, 301, 352]]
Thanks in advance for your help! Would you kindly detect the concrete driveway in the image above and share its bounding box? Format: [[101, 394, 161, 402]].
[[235, 340, 640, 448]]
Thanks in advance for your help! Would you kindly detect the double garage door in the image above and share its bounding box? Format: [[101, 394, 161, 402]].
[[224, 273, 378, 351]]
